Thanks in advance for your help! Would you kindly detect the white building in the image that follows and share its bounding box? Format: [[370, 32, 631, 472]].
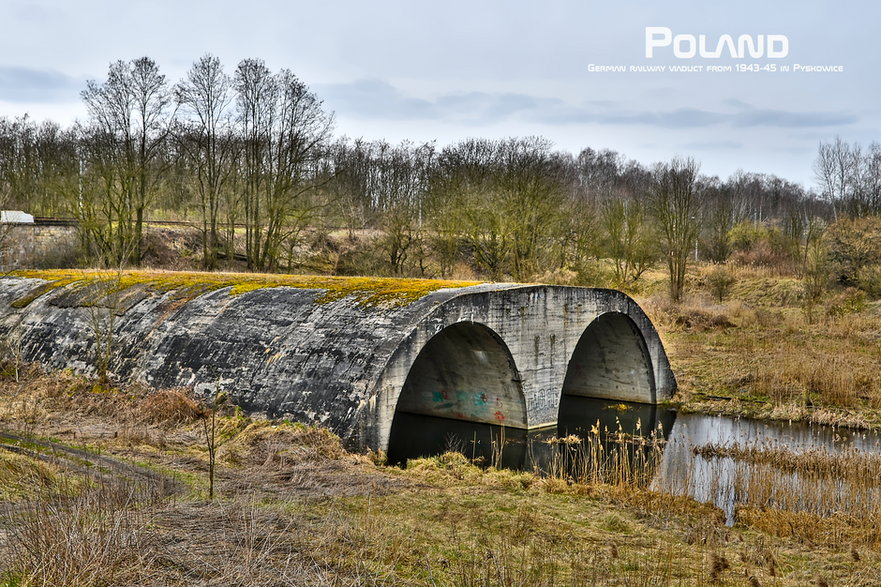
[[0, 210, 35, 223]]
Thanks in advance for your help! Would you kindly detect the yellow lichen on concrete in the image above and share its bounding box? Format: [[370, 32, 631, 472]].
[[8, 269, 481, 308]]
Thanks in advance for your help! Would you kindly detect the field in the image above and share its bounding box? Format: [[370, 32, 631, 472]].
[[637, 264, 881, 430], [2, 364, 881, 585], [4, 250, 881, 584]]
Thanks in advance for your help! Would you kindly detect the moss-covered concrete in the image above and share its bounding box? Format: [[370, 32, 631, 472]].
[[1, 270, 675, 451], [9, 269, 481, 308]]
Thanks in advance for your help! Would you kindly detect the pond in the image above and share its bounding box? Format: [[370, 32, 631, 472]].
[[389, 399, 881, 525], [655, 411, 881, 525]]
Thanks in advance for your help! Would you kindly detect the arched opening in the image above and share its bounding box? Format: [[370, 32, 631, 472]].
[[556, 312, 675, 481], [558, 312, 659, 434], [387, 321, 528, 465], [562, 312, 655, 403]]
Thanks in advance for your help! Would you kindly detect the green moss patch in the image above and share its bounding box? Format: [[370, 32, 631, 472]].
[[8, 269, 481, 309]]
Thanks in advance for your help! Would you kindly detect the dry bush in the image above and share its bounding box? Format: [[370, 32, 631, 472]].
[[533, 268, 578, 286], [0, 482, 158, 586], [21, 370, 143, 419], [138, 387, 203, 426], [140, 227, 204, 270], [753, 350, 873, 408], [730, 244, 798, 275], [219, 421, 346, 468], [641, 294, 734, 332], [672, 308, 735, 331], [705, 266, 736, 302], [823, 287, 867, 320], [404, 451, 486, 484], [448, 261, 479, 281]]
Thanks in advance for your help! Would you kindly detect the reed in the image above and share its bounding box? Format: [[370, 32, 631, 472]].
[[688, 440, 881, 523], [544, 419, 667, 489]]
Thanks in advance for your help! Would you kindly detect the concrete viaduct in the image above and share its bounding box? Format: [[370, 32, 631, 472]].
[[0, 271, 675, 452]]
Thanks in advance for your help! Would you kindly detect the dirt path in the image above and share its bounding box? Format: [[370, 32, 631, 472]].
[[0, 428, 183, 502]]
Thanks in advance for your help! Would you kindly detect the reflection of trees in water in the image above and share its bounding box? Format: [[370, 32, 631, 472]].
[[655, 413, 881, 525], [387, 398, 676, 481]]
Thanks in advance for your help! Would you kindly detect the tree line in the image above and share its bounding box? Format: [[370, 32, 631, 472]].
[[2, 54, 872, 301]]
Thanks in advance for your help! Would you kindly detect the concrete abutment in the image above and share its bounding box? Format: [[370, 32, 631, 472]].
[[0, 273, 676, 453]]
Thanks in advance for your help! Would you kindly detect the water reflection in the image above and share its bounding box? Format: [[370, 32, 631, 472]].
[[558, 396, 677, 440], [387, 412, 556, 469], [390, 401, 881, 526], [655, 413, 881, 525], [387, 397, 676, 471]]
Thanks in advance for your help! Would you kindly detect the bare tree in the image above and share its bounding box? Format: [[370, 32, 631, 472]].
[[496, 137, 567, 280], [0, 179, 10, 271], [853, 142, 881, 217], [176, 54, 238, 269], [651, 157, 701, 302], [234, 59, 273, 269], [81, 57, 174, 265], [701, 179, 736, 264], [814, 138, 858, 221], [600, 196, 655, 287], [234, 60, 334, 271]]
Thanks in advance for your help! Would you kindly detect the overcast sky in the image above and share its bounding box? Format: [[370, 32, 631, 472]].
[[0, 0, 876, 187]]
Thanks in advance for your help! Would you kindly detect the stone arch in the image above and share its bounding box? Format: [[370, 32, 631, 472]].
[[386, 321, 526, 460], [558, 312, 656, 423]]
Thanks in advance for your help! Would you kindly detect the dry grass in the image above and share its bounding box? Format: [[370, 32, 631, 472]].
[[4, 354, 881, 583], [1, 482, 160, 587], [219, 420, 347, 468], [137, 387, 203, 426], [0, 451, 62, 500], [641, 266, 881, 429], [544, 423, 666, 489]]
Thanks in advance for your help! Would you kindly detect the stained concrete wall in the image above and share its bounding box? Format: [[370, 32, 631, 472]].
[[0, 274, 675, 451], [0, 224, 79, 270]]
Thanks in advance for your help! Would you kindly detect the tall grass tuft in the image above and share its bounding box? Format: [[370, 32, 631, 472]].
[[545, 419, 666, 489], [1, 479, 160, 586]]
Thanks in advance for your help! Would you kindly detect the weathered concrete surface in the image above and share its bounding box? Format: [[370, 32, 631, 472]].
[[0, 224, 79, 270], [0, 273, 675, 451]]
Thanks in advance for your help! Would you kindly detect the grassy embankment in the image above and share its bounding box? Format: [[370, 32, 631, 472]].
[[634, 264, 881, 430], [2, 366, 881, 585]]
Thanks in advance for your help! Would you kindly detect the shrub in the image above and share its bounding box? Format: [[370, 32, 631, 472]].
[[824, 287, 867, 320], [824, 217, 881, 288], [706, 266, 736, 302], [138, 388, 202, 425], [728, 222, 765, 253], [728, 222, 798, 273]]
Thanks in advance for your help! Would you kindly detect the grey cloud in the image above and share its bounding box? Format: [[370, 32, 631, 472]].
[[680, 140, 743, 150], [732, 109, 857, 128], [604, 108, 726, 128], [317, 79, 439, 120], [317, 78, 858, 130], [0, 66, 81, 103], [435, 92, 565, 123], [721, 98, 858, 128], [544, 104, 855, 129], [319, 79, 565, 124]]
